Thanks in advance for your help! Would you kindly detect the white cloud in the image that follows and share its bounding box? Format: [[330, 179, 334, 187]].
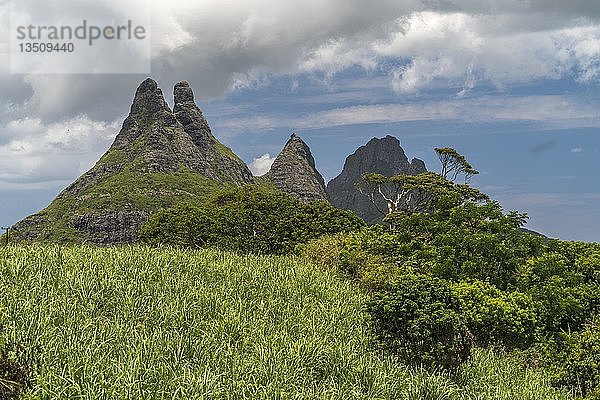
[[248, 153, 275, 176], [0, 1, 599, 123], [375, 12, 600, 94], [0, 115, 119, 184], [217, 95, 600, 133], [571, 147, 584, 153]]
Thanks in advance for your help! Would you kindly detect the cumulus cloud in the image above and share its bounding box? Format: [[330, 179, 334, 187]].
[[377, 13, 600, 94], [571, 147, 584, 153], [0, 115, 119, 185], [0, 0, 599, 122], [248, 153, 276, 176]]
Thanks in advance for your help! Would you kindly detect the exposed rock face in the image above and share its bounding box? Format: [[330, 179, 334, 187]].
[[72, 210, 150, 244], [13, 78, 253, 245], [410, 158, 427, 175], [173, 82, 254, 183], [265, 133, 328, 203], [326, 135, 427, 224]]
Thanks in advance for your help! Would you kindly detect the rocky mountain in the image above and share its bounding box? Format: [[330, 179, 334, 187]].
[[326, 135, 426, 224], [263, 133, 329, 203], [13, 78, 253, 245]]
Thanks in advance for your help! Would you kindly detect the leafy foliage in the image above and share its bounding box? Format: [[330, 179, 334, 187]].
[[356, 171, 489, 217], [306, 146, 600, 394], [140, 185, 365, 254], [367, 274, 473, 371], [434, 147, 479, 182], [322, 198, 600, 394], [451, 280, 538, 349], [536, 319, 600, 399]]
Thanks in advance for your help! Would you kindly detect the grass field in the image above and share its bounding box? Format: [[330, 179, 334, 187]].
[[0, 246, 570, 399]]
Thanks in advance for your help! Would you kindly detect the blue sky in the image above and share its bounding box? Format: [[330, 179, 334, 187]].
[[0, 1, 599, 241]]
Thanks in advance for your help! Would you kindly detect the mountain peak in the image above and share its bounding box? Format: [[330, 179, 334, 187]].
[[282, 133, 318, 169], [410, 158, 427, 175], [170, 81, 252, 183], [174, 81, 194, 104], [13, 78, 253, 245], [265, 134, 328, 203], [326, 135, 427, 223], [173, 80, 211, 146], [130, 77, 170, 117], [137, 77, 159, 92]]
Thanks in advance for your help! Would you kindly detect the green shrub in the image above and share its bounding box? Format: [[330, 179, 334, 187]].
[[541, 319, 600, 399], [341, 202, 545, 290], [516, 253, 600, 334], [140, 186, 365, 254], [451, 280, 538, 349], [366, 274, 473, 370], [136, 203, 213, 248], [299, 232, 399, 290]]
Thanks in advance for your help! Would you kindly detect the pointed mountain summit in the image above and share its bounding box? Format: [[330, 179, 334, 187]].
[[14, 78, 253, 245], [173, 82, 253, 183], [264, 133, 328, 203], [326, 135, 426, 224]]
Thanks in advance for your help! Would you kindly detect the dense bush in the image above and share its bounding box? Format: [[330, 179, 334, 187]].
[[451, 280, 538, 349], [299, 230, 401, 289], [375, 201, 546, 288], [366, 274, 473, 371], [539, 319, 600, 399], [298, 151, 600, 395], [517, 253, 600, 334], [139, 185, 365, 255]]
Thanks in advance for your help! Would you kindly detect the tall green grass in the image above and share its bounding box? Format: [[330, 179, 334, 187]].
[[0, 246, 570, 399]]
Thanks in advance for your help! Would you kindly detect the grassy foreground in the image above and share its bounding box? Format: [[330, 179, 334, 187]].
[[0, 246, 568, 399]]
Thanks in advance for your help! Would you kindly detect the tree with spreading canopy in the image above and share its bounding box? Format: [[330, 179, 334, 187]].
[[355, 147, 485, 222], [435, 147, 479, 182]]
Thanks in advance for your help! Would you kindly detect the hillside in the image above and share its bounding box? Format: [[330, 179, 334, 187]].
[[12, 79, 253, 245], [0, 245, 568, 399]]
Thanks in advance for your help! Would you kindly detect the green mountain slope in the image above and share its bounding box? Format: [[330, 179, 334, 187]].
[[13, 79, 253, 245]]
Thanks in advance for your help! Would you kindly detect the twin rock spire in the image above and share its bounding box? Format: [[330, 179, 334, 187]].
[[112, 78, 253, 184]]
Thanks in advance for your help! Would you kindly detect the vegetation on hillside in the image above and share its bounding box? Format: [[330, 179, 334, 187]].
[[0, 246, 569, 399], [301, 148, 600, 398], [3, 142, 599, 398], [11, 164, 229, 244], [139, 185, 365, 254]]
